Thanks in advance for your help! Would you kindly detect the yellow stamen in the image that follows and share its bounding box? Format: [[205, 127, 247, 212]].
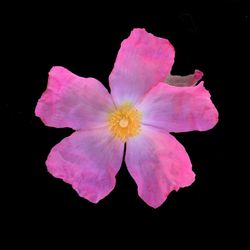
[[108, 102, 142, 141]]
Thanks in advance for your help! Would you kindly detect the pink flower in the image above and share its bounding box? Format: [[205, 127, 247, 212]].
[[35, 28, 218, 208]]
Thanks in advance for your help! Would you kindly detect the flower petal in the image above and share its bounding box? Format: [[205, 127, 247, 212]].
[[125, 126, 195, 208], [46, 128, 124, 203], [165, 69, 203, 87], [109, 28, 175, 105], [35, 66, 114, 130], [138, 81, 218, 133]]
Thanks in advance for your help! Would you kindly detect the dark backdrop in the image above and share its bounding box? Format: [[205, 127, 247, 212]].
[[3, 0, 247, 245]]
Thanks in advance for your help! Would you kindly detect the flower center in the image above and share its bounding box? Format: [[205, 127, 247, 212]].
[[108, 102, 142, 141], [119, 118, 129, 128]]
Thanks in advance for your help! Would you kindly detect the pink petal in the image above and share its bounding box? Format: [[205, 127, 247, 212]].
[[125, 126, 195, 208], [35, 66, 114, 130], [165, 69, 203, 87], [109, 28, 175, 105], [138, 81, 218, 133], [46, 128, 124, 203]]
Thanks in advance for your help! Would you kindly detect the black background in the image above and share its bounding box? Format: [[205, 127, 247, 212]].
[[3, 0, 247, 245]]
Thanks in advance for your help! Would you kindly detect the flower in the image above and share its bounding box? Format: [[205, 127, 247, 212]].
[[35, 28, 218, 208]]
